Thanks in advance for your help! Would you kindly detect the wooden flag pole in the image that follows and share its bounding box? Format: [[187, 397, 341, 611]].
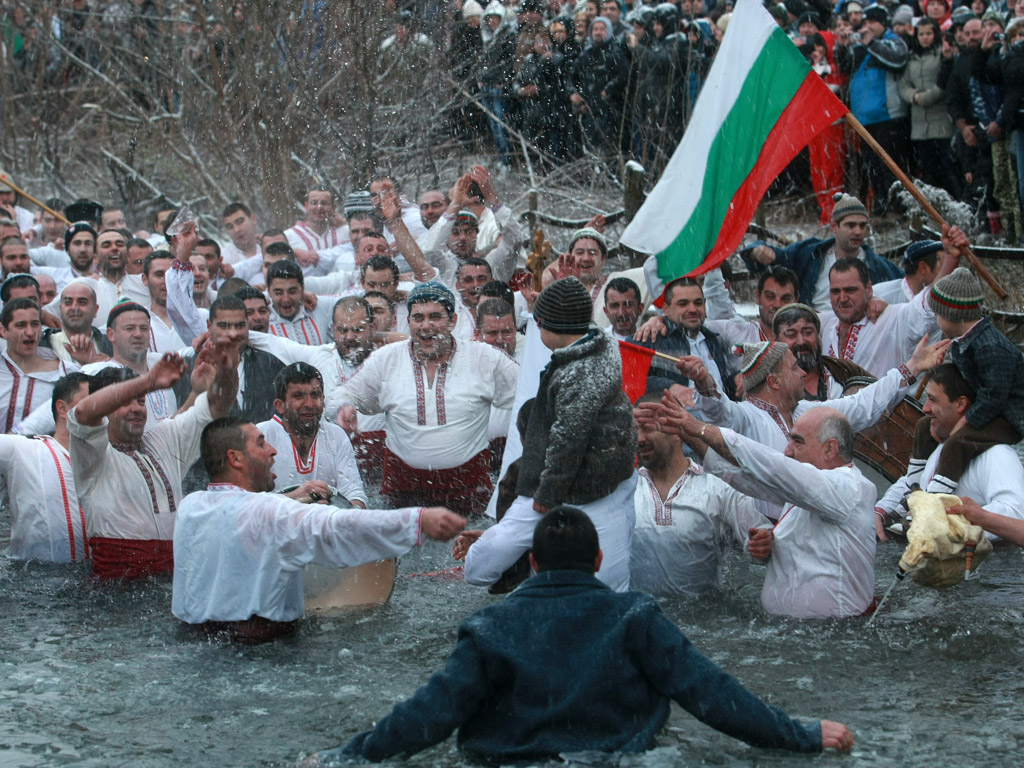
[[844, 112, 1006, 300], [0, 174, 70, 225]]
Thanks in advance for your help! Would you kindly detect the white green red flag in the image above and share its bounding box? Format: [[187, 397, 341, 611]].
[[619, 0, 849, 304]]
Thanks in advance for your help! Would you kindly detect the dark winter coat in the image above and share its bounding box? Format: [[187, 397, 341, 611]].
[[340, 570, 824, 762], [950, 317, 1024, 434], [513, 51, 563, 136], [571, 38, 629, 118], [516, 329, 636, 508], [479, 27, 517, 90], [626, 320, 739, 400]]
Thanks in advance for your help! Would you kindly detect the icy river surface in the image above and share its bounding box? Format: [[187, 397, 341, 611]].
[[2, 518, 1023, 768]]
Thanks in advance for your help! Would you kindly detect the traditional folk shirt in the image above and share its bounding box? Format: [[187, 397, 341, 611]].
[[877, 442, 1024, 539], [0, 352, 74, 434], [248, 333, 386, 433], [172, 485, 424, 623], [266, 302, 335, 347], [15, 355, 177, 437], [631, 464, 769, 597], [872, 276, 915, 305], [221, 241, 260, 267], [330, 339, 519, 470], [819, 289, 937, 379], [67, 393, 213, 541], [0, 435, 88, 562], [285, 221, 347, 277], [694, 367, 911, 519], [421, 204, 522, 286], [257, 416, 367, 506], [148, 314, 186, 354], [706, 429, 877, 619], [700, 267, 767, 346]]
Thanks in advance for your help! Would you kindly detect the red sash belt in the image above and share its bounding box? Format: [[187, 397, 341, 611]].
[[381, 446, 492, 516], [90, 537, 173, 580]]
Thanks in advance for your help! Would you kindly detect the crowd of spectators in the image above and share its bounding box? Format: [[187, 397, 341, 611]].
[[1, 0, 1023, 239]]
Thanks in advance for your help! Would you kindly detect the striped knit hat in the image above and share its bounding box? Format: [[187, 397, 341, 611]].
[[534, 277, 593, 334], [928, 267, 984, 323], [831, 192, 868, 224], [739, 341, 787, 390]]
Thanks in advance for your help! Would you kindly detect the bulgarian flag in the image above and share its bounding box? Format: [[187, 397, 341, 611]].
[[620, 0, 849, 305]]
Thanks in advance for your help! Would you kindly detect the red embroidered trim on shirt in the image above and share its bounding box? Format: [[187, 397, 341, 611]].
[[3, 357, 35, 433], [746, 396, 791, 439], [111, 441, 177, 516], [408, 340, 455, 426]]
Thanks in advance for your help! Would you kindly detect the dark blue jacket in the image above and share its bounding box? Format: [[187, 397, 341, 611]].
[[741, 237, 902, 307], [341, 571, 823, 762]]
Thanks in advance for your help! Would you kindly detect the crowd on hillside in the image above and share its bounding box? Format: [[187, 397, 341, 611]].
[[3, 0, 1024, 239]]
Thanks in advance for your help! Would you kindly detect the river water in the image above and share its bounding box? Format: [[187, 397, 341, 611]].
[[2, 504, 1023, 768]]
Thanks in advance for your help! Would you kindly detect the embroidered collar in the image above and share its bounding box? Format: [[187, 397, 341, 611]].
[[746, 396, 791, 438]]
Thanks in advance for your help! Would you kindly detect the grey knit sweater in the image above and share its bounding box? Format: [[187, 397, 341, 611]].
[[517, 329, 637, 507]]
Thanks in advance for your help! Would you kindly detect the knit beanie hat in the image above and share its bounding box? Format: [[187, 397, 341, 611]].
[[65, 220, 98, 251], [590, 15, 613, 37], [902, 239, 942, 267], [407, 281, 456, 315], [534, 277, 593, 334], [950, 6, 975, 25], [463, 0, 484, 18], [454, 209, 480, 228], [864, 5, 889, 25], [739, 341, 788, 391], [928, 267, 984, 323], [63, 199, 103, 227], [344, 191, 373, 218], [892, 5, 913, 26], [569, 227, 608, 258], [771, 302, 821, 338], [981, 8, 1005, 28], [831, 192, 868, 224]]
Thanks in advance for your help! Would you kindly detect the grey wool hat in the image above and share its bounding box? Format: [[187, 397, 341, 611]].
[[739, 341, 788, 390], [927, 267, 984, 323], [534, 277, 593, 334], [831, 192, 868, 223], [343, 191, 373, 218]]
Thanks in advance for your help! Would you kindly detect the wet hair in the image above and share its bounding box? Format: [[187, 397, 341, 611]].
[[772, 302, 820, 337], [604, 276, 641, 304], [306, 185, 334, 201], [481, 280, 515, 307], [217, 277, 252, 298], [51, 372, 92, 420], [89, 365, 139, 394], [757, 265, 800, 296], [142, 249, 173, 276], [266, 258, 304, 288], [222, 202, 252, 219], [107, 301, 150, 329], [332, 295, 373, 324], [273, 361, 324, 402], [456, 257, 492, 281], [355, 231, 388, 251], [260, 228, 287, 246], [361, 254, 399, 282], [0, 273, 39, 303], [476, 298, 513, 326], [209, 295, 247, 323], [197, 238, 221, 258], [201, 416, 250, 478], [0, 235, 27, 254], [347, 210, 383, 230], [531, 506, 600, 573], [829, 257, 871, 286], [664, 276, 701, 304], [815, 411, 854, 462], [929, 362, 976, 403], [233, 284, 268, 304], [264, 241, 296, 261], [364, 290, 395, 315], [1, 297, 41, 327], [127, 237, 152, 251]]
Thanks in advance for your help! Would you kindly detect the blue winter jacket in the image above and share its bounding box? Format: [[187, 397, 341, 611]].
[[847, 31, 909, 126], [341, 571, 823, 762], [741, 237, 902, 307]]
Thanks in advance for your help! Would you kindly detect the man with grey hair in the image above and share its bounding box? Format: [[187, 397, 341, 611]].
[[638, 400, 877, 619]]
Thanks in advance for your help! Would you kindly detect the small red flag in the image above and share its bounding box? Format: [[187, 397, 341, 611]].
[[618, 341, 656, 404]]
